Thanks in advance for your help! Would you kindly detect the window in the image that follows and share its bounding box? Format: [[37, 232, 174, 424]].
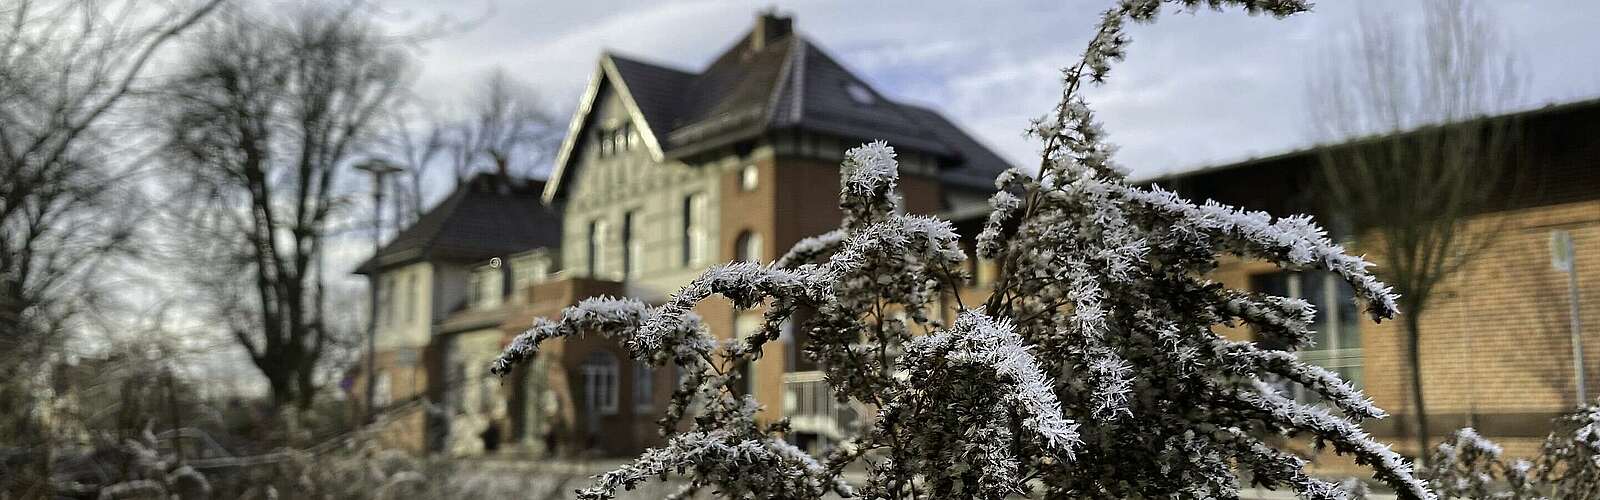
[[581, 351, 620, 416], [471, 265, 502, 310], [734, 313, 763, 396], [587, 219, 606, 277], [780, 319, 796, 373], [633, 361, 654, 413], [373, 371, 392, 408], [405, 275, 418, 323], [510, 254, 548, 301], [735, 230, 763, 263], [473, 267, 499, 310], [596, 123, 634, 158], [844, 82, 876, 105], [1250, 271, 1363, 402], [622, 210, 639, 278], [681, 193, 706, 267], [449, 362, 466, 412], [479, 375, 493, 414], [378, 276, 392, 327], [740, 164, 759, 191]]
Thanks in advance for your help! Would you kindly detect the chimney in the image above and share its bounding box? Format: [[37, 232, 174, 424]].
[[751, 11, 793, 52]]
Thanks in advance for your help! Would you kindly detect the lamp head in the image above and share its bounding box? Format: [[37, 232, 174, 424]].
[[354, 159, 403, 177]]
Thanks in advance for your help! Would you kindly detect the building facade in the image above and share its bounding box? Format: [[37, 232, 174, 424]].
[[519, 12, 1011, 457], [356, 12, 1012, 458], [358, 12, 1599, 471], [1149, 98, 1600, 467], [353, 174, 561, 454]]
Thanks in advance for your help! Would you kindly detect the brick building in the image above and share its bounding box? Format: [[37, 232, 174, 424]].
[[355, 12, 1011, 457], [1147, 98, 1600, 464], [351, 174, 561, 454]]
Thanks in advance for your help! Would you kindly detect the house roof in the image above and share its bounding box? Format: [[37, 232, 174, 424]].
[[354, 173, 560, 275], [1140, 96, 1600, 186], [544, 13, 1012, 202]]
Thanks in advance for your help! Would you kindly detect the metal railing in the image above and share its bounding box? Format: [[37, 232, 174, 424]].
[[782, 371, 860, 440]]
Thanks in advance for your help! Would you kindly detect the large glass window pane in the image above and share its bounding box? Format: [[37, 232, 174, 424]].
[[1250, 270, 1365, 403]]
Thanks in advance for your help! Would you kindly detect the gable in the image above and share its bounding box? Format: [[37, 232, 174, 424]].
[[563, 90, 680, 209], [544, 56, 682, 203], [544, 18, 1018, 204]]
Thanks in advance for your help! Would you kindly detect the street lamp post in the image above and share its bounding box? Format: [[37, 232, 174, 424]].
[[356, 159, 403, 423], [1553, 230, 1586, 405]]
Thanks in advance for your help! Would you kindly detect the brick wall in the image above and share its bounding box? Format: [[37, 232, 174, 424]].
[[497, 277, 684, 457]]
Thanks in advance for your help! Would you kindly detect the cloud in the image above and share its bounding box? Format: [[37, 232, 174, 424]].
[[391, 0, 1600, 177]]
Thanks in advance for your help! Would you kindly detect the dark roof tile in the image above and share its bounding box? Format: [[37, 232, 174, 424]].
[[548, 14, 1014, 199], [355, 173, 559, 274]]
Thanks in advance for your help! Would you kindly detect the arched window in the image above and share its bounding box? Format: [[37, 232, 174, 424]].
[[581, 351, 619, 416], [740, 164, 759, 191], [735, 230, 763, 263]]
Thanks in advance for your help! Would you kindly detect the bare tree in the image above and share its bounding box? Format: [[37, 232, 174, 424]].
[[379, 101, 448, 225], [158, 2, 410, 411], [0, 0, 220, 493], [447, 68, 562, 182], [1307, 0, 1524, 462]]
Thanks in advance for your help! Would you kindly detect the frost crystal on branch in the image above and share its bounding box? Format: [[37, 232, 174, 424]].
[[905, 311, 1080, 453], [491, 1, 1438, 498]]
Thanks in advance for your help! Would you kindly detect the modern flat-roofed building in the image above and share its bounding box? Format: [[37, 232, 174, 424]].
[[1145, 98, 1600, 467]]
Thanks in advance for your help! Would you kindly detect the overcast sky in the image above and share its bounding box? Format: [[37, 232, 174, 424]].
[[383, 0, 1600, 180]]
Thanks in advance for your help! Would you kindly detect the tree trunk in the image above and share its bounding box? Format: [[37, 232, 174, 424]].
[[296, 356, 317, 411], [267, 368, 295, 411], [1405, 314, 1431, 465]]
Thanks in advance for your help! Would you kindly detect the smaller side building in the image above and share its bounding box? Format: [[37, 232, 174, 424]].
[[353, 173, 560, 455]]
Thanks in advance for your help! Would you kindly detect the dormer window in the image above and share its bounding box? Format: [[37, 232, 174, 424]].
[[469, 262, 503, 310], [845, 82, 876, 105], [595, 122, 635, 159]]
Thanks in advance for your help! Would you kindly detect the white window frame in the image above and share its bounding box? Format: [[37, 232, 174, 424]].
[[582, 352, 620, 416], [405, 275, 418, 323], [683, 193, 708, 267], [622, 210, 640, 279], [373, 371, 392, 408], [588, 219, 609, 278], [740, 164, 759, 191], [735, 230, 763, 263]]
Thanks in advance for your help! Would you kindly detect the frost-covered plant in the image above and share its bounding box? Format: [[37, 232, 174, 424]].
[[1421, 402, 1600, 499], [1422, 428, 1539, 499], [1536, 402, 1600, 499], [493, 1, 1433, 498], [93, 423, 212, 500]]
